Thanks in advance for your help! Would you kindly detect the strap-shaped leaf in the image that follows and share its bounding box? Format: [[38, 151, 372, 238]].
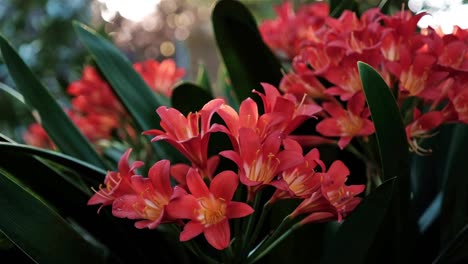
[[0, 142, 105, 184], [0, 169, 106, 264], [195, 63, 213, 95], [358, 62, 411, 263], [321, 178, 396, 264], [441, 124, 468, 244], [358, 62, 409, 182], [171, 82, 213, 115], [212, 0, 283, 102], [0, 35, 106, 169]]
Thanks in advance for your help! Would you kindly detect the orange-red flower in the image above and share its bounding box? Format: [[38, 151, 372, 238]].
[[166, 169, 253, 250], [316, 93, 374, 149], [291, 160, 364, 224], [111, 160, 181, 229], [23, 123, 55, 149], [144, 99, 226, 178], [88, 149, 144, 212], [134, 59, 185, 97]]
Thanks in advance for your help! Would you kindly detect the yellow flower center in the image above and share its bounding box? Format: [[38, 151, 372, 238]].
[[338, 113, 363, 136], [245, 151, 280, 184], [196, 196, 227, 226]]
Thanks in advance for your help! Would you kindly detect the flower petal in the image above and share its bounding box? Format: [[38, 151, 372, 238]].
[[180, 221, 204, 241], [166, 195, 198, 219], [186, 169, 210, 197], [204, 219, 230, 250], [227, 201, 254, 219], [112, 195, 141, 219], [149, 160, 172, 198], [210, 171, 238, 201]]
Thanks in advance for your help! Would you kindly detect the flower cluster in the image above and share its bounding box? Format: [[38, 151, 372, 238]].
[[23, 59, 185, 149], [88, 84, 364, 250], [260, 1, 468, 153]]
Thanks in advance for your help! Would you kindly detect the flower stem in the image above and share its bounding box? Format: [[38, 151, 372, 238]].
[[247, 220, 300, 264], [246, 202, 272, 251]]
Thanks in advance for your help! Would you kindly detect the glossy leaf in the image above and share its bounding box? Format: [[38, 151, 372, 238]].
[[433, 223, 468, 264], [0, 35, 106, 169], [358, 62, 411, 263], [171, 82, 213, 115], [0, 142, 105, 184], [0, 169, 106, 264], [321, 178, 396, 264], [441, 124, 468, 244], [195, 63, 213, 95], [212, 0, 283, 102], [358, 62, 409, 182], [73, 22, 173, 160]]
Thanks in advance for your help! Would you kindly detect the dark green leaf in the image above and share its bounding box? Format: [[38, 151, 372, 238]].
[[433, 223, 468, 264], [171, 82, 214, 115], [73, 22, 173, 160], [330, 0, 358, 18], [441, 124, 468, 244], [358, 62, 409, 183], [195, 63, 213, 95], [0, 169, 106, 264], [321, 178, 396, 264], [0, 142, 105, 183], [358, 62, 411, 263], [217, 64, 239, 110], [212, 0, 283, 102], [0, 35, 106, 169]]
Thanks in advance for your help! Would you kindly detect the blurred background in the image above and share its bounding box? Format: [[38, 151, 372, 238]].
[[0, 0, 467, 139]]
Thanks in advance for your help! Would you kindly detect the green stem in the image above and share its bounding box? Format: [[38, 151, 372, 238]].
[[345, 144, 369, 163], [241, 193, 263, 255], [247, 222, 300, 264], [246, 202, 272, 251], [247, 215, 294, 262]]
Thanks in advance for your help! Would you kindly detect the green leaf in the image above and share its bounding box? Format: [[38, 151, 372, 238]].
[[441, 124, 468, 244], [330, 0, 358, 18], [171, 82, 214, 115], [217, 64, 239, 110], [73, 22, 176, 160], [358, 62, 409, 182], [321, 178, 396, 264], [0, 35, 106, 169], [212, 0, 283, 102], [0, 169, 106, 264], [358, 62, 411, 263], [0, 142, 105, 184], [433, 223, 468, 264], [195, 63, 213, 95]]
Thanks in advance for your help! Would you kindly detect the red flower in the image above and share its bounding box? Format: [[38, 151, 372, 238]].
[[405, 109, 444, 154], [144, 99, 226, 178], [220, 128, 302, 199], [88, 149, 144, 212], [134, 59, 185, 97], [316, 93, 374, 149], [23, 123, 55, 149], [270, 139, 325, 202], [111, 160, 181, 229], [291, 160, 364, 224], [166, 169, 253, 250]]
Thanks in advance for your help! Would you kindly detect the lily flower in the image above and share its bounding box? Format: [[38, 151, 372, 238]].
[[166, 169, 253, 250], [316, 92, 374, 149], [88, 149, 144, 212]]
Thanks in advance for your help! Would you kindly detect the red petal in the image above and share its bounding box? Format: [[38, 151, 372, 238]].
[[186, 169, 210, 197], [118, 149, 132, 173], [149, 160, 173, 198], [338, 136, 353, 149], [227, 201, 254, 219], [166, 195, 198, 219], [180, 221, 204, 241], [316, 118, 343, 137], [210, 171, 238, 201], [300, 212, 335, 225], [325, 160, 350, 187], [112, 195, 141, 219], [239, 98, 259, 129], [204, 219, 230, 250]]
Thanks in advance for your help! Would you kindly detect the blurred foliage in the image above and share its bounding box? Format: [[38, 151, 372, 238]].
[[0, 0, 94, 141]]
